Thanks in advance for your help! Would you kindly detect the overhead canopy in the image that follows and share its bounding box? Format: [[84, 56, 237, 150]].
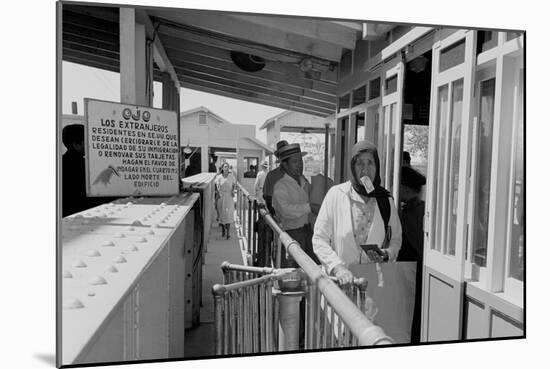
[[62, 4, 393, 117]]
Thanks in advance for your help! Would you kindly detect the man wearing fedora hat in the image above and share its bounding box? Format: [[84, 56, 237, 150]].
[[262, 140, 288, 215], [272, 143, 320, 267]]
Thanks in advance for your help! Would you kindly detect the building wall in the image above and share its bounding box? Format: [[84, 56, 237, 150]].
[[180, 110, 255, 148]]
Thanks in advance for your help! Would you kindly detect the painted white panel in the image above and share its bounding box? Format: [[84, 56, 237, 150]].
[[426, 274, 460, 341], [79, 308, 124, 364], [491, 312, 523, 338], [138, 244, 170, 359], [464, 298, 487, 339]]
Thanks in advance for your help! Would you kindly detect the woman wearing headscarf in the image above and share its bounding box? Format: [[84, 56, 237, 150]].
[[312, 140, 402, 285]]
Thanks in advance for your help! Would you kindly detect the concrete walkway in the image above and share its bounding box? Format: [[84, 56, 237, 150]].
[[184, 220, 245, 358]]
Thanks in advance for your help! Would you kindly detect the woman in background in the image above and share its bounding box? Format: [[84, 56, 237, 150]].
[[215, 162, 236, 239]]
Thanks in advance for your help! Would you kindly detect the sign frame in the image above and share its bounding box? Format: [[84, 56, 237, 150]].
[[84, 98, 180, 197]]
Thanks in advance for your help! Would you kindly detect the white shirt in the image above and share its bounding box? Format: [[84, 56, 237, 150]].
[[272, 173, 311, 231], [254, 169, 268, 203], [312, 181, 402, 273]]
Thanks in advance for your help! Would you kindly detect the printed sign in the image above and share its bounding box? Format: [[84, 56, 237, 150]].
[[85, 99, 179, 197]]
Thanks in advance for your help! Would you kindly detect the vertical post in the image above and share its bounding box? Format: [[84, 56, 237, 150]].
[[266, 280, 274, 352], [324, 123, 330, 192], [306, 279, 316, 350], [120, 8, 148, 106], [252, 201, 258, 264], [275, 235, 281, 269], [223, 295, 229, 354], [247, 199, 253, 256], [213, 289, 224, 355], [278, 291, 304, 351], [272, 289, 280, 349], [259, 283, 266, 352], [56, 2, 63, 366], [229, 291, 235, 354]]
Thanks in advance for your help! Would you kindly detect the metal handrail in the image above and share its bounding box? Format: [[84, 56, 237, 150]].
[[234, 181, 393, 346]]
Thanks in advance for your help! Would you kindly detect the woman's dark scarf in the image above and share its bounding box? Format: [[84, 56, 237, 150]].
[[349, 140, 391, 198]]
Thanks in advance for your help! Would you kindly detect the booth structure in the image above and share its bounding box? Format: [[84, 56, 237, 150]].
[[58, 2, 524, 366], [61, 194, 200, 364]]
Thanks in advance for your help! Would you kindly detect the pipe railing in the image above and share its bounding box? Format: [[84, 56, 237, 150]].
[[230, 182, 393, 349], [213, 267, 296, 355]]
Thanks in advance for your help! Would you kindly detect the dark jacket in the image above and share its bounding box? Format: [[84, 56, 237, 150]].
[[397, 197, 425, 262]]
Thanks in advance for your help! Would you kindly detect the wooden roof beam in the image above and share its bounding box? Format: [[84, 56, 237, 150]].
[[181, 80, 331, 117], [176, 68, 335, 112], [161, 43, 337, 102], [158, 33, 338, 83], [228, 14, 358, 50], [135, 9, 180, 90], [147, 9, 344, 62], [172, 56, 336, 106]]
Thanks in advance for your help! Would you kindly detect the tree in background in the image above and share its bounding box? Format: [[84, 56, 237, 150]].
[[404, 125, 429, 174]]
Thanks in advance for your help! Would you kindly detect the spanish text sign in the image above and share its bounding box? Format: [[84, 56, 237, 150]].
[[85, 99, 179, 197]]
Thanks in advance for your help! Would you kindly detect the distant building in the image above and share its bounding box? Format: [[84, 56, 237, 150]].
[[180, 106, 273, 193], [261, 110, 335, 180]]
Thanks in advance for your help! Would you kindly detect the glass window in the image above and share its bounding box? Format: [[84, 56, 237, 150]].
[[445, 79, 464, 256], [353, 85, 366, 107], [439, 39, 466, 72], [338, 117, 348, 182], [508, 71, 524, 281], [403, 125, 429, 176], [385, 75, 398, 95], [338, 94, 350, 113], [472, 78, 496, 267], [476, 31, 498, 55], [379, 107, 387, 187], [367, 105, 380, 146], [384, 103, 397, 193], [369, 77, 381, 100], [243, 157, 259, 178], [199, 112, 207, 125], [431, 84, 449, 251], [506, 31, 522, 42], [355, 112, 366, 143]]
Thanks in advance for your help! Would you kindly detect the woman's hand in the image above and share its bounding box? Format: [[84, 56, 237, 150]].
[[332, 264, 354, 286]]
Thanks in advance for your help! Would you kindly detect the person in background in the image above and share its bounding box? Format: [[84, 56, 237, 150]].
[[272, 143, 319, 267], [244, 164, 257, 178], [403, 151, 412, 167], [313, 140, 402, 285], [215, 162, 236, 239], [397, 165, 426, 343], [254, 160, 269, 204], [263, 140, 288, 216], [309, 166, 334, 226], [62, 124, 89, 217], [209, 154, 218, 173]]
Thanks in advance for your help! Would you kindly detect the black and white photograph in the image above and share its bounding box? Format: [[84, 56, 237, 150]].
[[3, 0, 545, 368]]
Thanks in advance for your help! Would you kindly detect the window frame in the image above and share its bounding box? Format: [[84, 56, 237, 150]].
[[463, 32, 524, 306]]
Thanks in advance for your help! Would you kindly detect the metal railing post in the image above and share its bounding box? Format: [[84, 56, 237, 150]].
[[247, 199, 252, 257], [306, 279, 316, 350], [252, 200, 258, 264], [266, 280, 274, 352], [277, 290, 303, 351], [212, 285, 226, 355]]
